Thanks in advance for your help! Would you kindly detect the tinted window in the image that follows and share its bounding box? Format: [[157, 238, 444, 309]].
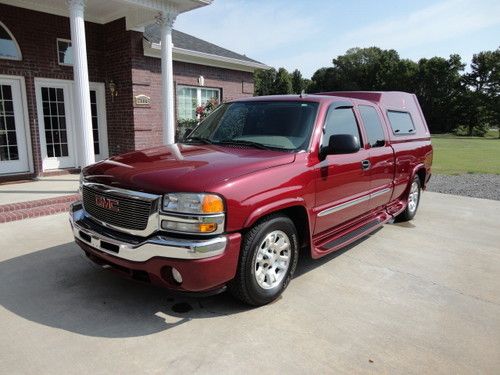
[[387, 111, 415, 135], [187, 101, 319, 151], [359, 105, 385, 147], [322, 107, 361, 148]]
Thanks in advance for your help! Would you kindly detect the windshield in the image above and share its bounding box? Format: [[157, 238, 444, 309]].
[[184, 101, 319, 151]]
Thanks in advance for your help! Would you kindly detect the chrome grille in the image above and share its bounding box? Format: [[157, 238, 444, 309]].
[[82, 185, 153, 231]]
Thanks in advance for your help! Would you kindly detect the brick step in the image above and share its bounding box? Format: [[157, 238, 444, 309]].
[[0, 194, 80, 224], [0, 193, 80, 214]]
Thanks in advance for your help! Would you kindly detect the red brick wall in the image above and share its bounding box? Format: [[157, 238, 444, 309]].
[[0, 4, 256, 181], [0, 3, 106, 177], [129, 30, 255, 150]]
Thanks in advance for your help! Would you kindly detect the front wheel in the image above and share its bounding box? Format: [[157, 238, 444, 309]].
[[396, 176, 421, 222], [228, 214, 299, 306]]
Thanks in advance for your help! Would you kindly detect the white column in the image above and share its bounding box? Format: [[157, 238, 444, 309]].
[[158, 11, 177, 145], [68, 0, 94, 167]]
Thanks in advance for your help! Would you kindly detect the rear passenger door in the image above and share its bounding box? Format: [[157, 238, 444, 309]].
[[357, 105, 395, 211]]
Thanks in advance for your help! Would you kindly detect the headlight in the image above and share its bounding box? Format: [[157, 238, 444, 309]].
[[162, 193, 224, 214]]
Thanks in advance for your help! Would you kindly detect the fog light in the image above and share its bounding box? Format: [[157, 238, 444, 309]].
[[172, 267, 183, 284]]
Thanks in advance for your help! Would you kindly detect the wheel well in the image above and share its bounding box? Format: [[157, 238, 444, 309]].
[[248, 206, 311, 255], [416, 168, 426, 188]]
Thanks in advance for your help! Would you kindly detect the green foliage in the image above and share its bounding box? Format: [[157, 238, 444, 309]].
[[176, 118, 198, 141], [254, 46, 499, 137], [274, 68, 293, 94], [254, 68, 277, 96], [291, 69, 304, 94]]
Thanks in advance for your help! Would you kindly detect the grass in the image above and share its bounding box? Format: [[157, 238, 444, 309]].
[[431, 131, 500, 175]]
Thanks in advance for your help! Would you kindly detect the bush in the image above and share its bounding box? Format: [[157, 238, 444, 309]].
[[176, 118, 198, 141]]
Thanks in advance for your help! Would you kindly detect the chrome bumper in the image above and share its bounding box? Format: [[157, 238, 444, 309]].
[[69, 202, 227, 261]]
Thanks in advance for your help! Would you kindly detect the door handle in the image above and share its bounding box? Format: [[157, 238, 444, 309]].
[[361, 159, 371, 170]]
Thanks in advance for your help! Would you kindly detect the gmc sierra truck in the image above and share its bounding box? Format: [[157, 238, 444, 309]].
[[70, 91, 433, 306]]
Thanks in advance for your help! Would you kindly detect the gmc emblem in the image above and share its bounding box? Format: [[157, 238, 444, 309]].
[[95, 195, 120, 212]]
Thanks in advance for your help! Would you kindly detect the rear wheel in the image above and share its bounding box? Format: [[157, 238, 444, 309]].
[[396, 176, 421, 222], [229, 214, 299, 306]]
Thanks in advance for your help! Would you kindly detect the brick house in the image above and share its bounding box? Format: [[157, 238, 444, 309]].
[[0, 0, 267, 182]]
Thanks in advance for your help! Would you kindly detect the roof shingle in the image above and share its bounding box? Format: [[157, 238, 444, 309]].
[[144, 25, 263, 65]]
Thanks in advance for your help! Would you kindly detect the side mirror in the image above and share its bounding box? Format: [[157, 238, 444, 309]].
[[320, 134, 360, 160]]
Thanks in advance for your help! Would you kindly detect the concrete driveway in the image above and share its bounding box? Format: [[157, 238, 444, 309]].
[[1, 192, 499, 374]]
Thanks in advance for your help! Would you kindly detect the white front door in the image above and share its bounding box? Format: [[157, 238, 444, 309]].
[[35, 79, 108, 171], [35, 79, 76, 170], [0, 77, 30, 175]]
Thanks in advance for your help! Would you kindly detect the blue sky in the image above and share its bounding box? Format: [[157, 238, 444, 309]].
[[175, 0, 500, 78]]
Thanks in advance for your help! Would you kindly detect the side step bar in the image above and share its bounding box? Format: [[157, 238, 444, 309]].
[[322, 218, 380, 250]]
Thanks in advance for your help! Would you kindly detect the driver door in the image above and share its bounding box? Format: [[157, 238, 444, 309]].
[[314, 104, 371, 235]]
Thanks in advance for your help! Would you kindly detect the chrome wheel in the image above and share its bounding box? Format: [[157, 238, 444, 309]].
[[407, 180, 419, 214], [254, 230, 291, 290]]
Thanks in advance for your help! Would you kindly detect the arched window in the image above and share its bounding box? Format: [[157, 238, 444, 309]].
[[0, 21, 22, 60]]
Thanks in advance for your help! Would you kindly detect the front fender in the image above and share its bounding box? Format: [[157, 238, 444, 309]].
[[243, 197, 307, 228]]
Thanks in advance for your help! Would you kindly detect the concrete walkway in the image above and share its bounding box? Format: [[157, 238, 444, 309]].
[[0, 175, 79, 205], [0, 192, 499, 374]]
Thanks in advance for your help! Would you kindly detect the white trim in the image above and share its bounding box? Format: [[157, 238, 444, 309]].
[[56, 38, 73, 66], [176, 84, 220, 120], [89, 82, 109, 161], [0, 0, 211, 26], [34, 78, 77, 171], [0, 74, 32, 175], [0, 20, 22, 61], [34, 78, 108, 171], [144, 39, 270, 73]]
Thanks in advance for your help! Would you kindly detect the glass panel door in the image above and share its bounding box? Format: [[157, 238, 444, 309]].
[[36, 80, 75, 170], [0, 78, 29, 175]]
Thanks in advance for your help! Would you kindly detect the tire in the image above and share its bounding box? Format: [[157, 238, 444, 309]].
[[396, 176, 421, 222], [228, 214, 299, 306]]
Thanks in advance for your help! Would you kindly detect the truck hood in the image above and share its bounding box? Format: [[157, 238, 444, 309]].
[[83, 144, 295, 194]]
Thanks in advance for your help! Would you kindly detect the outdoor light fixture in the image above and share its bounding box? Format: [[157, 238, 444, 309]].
[[108, 80, 118, 100]]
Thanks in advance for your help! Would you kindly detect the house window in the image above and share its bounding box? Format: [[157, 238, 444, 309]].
[[57, 39, 73, 65], [0, 21, 22, 60], [177, 85, 220, 120]]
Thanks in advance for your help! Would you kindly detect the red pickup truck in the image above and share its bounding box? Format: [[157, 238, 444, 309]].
[[70, 91, 432, 306]]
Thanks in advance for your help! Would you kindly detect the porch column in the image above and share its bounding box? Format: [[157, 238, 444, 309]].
[[68, 0, 95, 167], [158, 10, 177, 145]]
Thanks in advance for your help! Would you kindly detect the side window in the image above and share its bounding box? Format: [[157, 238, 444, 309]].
[[322, 107, 362, 149], [359, 105, 385, 147], [387, 110, 415, 135]]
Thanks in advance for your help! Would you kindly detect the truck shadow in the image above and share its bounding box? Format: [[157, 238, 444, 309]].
[[0, 242, 248, 338], [0, 232, 378, 338]]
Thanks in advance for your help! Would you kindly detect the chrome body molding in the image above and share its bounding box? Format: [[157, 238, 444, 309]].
[[70, 202, 227, 261], [317, 188, 392, 217]]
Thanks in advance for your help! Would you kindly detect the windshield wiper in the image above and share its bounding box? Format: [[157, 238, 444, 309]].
[[183, 136, 214, 145], [214, 139, 277, 150]]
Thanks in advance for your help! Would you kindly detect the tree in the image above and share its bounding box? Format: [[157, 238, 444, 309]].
[[254, 68, 276, 96], [414, 54, 464, 133], [291, 69, 304, 94], [462, 48, 500, 137], [273, 67, 293, 94]]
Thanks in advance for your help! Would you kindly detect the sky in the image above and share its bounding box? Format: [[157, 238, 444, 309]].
[[175, 0, 500, 78]]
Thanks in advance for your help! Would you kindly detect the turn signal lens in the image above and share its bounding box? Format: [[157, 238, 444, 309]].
[[199, 223, 217, 233], [201, 195, 224, 214]]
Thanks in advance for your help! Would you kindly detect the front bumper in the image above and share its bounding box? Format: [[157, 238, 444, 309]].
[[70, 202, 242, 292]]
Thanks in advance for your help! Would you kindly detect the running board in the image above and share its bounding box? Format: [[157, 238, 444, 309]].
[[322, 218, 381, 250]]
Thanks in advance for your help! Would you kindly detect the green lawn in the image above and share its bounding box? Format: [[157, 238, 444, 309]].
[[431, 133, 500, 175]]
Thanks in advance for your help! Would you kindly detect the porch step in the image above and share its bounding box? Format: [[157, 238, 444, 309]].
[[0, 194, 80, 223]]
